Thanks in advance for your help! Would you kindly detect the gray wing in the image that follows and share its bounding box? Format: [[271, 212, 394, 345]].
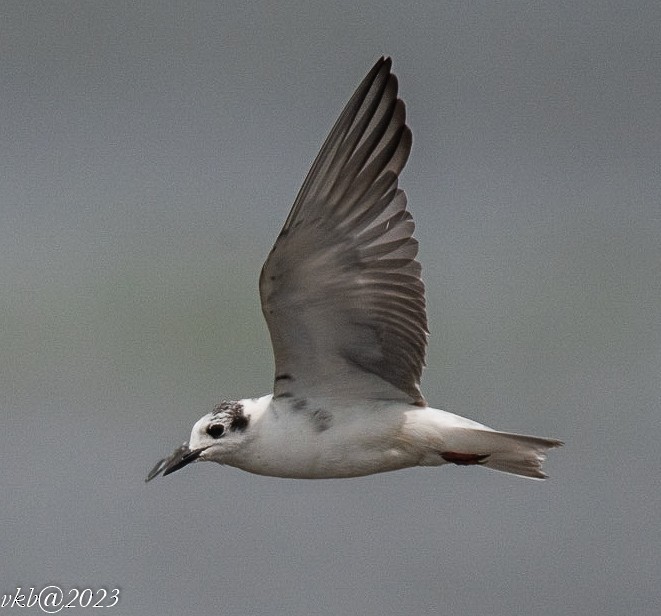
[[259, 57, 428, 405]]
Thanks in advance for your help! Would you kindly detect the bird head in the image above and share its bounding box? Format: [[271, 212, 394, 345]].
[[146, 401, 250, 481]]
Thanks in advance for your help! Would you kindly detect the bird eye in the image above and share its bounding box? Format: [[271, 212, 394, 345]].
[[206, 424, 225, 438]]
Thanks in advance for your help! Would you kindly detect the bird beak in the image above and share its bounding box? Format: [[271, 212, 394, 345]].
[[145, 443, 208, 482]]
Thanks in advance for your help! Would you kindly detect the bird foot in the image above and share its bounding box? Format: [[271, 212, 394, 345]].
[[440, 451, 490, 466]]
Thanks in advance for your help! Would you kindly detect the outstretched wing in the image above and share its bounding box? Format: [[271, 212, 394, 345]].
[[259, 57, 427, 405]]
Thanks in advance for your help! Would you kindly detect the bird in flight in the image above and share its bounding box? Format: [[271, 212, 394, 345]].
[[147, 57, 562, 483]]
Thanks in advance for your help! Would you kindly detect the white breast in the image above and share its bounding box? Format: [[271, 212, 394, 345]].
[[226, 397, 421, 479]]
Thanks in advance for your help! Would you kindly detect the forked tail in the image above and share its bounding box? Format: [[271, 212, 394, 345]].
[[442, 428, 563, 479]]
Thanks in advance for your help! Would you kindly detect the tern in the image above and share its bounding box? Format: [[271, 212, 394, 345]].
[[147, 57, 562, 483]]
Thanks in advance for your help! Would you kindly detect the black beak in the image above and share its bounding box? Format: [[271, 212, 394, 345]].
[[145, 443, 208, 482]]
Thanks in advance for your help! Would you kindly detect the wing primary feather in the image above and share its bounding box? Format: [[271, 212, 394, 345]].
[[283, 58, 391, 230]]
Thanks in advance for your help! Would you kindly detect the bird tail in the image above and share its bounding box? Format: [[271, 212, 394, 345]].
[[442, 428, 563, 479]]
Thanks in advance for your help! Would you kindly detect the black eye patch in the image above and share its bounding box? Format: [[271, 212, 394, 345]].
[[230, 415, 249, 432], [206, 424, 225, 438]]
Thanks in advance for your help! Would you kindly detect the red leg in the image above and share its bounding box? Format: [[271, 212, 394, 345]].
[[440, 451, 490, 466]]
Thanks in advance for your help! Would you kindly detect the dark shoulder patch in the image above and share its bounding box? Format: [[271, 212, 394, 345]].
[[293, 398, 308, 412], [311, 408, 333, 432]]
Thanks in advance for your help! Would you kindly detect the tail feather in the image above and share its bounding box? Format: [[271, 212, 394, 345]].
[[445, 428, 563, 479]]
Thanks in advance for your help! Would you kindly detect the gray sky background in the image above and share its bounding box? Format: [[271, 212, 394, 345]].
[[2, 1, 660, 615]]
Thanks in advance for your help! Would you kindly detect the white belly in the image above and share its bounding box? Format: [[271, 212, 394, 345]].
[[226, 399, 422, 479], [216, 397, 499, 479]]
